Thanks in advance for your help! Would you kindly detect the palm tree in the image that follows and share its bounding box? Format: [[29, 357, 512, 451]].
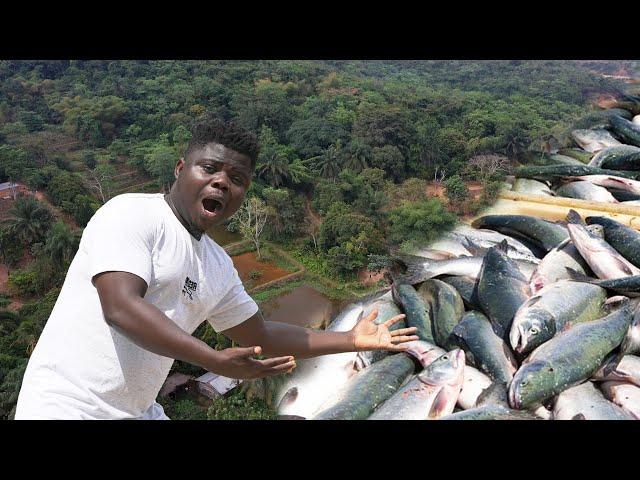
[[343, 140, 370, 173], [44, 221, 80, 266], [257, 150, 290, 188], [306, 141, 344, 180], [285, 158, 312, 185], [5, 195, 54, 246], [505, 131, 528, 159]]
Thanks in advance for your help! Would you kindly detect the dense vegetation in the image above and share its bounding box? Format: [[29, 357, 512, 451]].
[[0, 60, 633, 419]]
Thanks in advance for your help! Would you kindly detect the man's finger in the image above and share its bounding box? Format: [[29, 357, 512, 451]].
[[390, 335, 420, 343], [260, 361, 297, 376], [390, 327, 418, 336], [363, 308, 379, 323], [256, 356, 295, 369], [383, 314, 406, 328], [384, 343, 412, 352], [240, 346, 262, 357]]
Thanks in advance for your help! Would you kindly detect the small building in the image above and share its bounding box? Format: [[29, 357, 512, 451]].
[[193, 372, 242, 400], [0, 182, 28, 200]]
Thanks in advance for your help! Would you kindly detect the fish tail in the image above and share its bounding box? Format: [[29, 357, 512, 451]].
[[565, 267, 596, 284], [397, 264, 431, 285], [566, 209, 585, 226]]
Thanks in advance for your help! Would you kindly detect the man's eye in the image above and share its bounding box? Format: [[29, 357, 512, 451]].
[[232, 177, 244, 185]]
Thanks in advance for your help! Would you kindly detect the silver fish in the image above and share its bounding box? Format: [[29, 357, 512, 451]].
[[275, 303, 366, 419], [566, 210, 640, 280], [368, 349, 466, 420], [404, 340, 491, 411], [555, 181, 619, 203], [568, 175, 640, 196], [529, 238, 591, 294], [552, 381, 635, 420], [592, 354, 640, 387], [571, 129, 622, 153], [400, 255, 537, 290], [600, 381, 640, 419], [512, 178, 555, 196]]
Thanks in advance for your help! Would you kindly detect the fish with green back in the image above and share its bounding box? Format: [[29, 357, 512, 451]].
[[476, 241, 531, 340], [508, 300, 637, 410]]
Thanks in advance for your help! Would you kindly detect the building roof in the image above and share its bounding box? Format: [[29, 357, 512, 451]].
[[0, 182, 19, 192]]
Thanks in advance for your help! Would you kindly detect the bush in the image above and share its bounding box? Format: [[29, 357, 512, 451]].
[[388, 198, 458, 250], [207, 390, 276, 420], [83, 150, 97, 169], [8, 269, 39, 297], [0, 228, 24, 267], [248, 269, 263, 280], [158, 398, 207, 420]]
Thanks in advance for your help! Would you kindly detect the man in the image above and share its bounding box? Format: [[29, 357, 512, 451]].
[[15, 115, 417, 420]]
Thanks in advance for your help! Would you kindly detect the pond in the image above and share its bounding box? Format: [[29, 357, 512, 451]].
[[231, 251, 292, 287], [206, 224, 243, 246], [259, 285, 347, 329]]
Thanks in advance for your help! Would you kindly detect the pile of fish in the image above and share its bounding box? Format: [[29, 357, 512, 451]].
[[511, 95, 640, 205], [272, 210, 640, 420]]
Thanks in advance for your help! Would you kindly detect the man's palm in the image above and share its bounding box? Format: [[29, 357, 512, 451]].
[[351, 308, 419, 352]]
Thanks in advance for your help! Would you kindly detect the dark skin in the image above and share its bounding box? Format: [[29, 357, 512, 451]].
[[94, 141, 418, 380]]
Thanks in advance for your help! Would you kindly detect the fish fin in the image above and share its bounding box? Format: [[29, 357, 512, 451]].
[[613, 257, 638, 276], [276, 387, 298, 412], [355, 352, 371, 371], [571, 413, 586, 421], [429, 387, 453, 418], [566, 209, 585, 226], [497, 239, 510, 253], [565, 267, 596, 283]]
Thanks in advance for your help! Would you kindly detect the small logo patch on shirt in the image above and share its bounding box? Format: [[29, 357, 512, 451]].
[[182, 276, 198, 300]]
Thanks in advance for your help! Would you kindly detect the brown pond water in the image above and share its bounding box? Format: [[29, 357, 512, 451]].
[[206, 224, 243, 246], [231, 251, 291, 287], [259, 285, 347, 329]]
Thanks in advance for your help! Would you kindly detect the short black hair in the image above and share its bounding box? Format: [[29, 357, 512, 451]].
[[185, 114, 260, 169]]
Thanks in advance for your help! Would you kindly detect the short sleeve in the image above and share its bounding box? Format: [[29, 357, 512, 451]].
[[207, 267, 259, 332], [84, 196, 157, 286]]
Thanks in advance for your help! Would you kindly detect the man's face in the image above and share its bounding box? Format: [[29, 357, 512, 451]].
[[172, 142, 253, 233]]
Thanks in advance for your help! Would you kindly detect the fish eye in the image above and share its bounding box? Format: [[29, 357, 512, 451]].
[[442, 356, 448, 360], [521, 380, 528, 386], [530, 327, 539, 335]]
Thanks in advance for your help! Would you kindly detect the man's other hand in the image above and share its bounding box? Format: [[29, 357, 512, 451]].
[[210, 346, 297, 379]]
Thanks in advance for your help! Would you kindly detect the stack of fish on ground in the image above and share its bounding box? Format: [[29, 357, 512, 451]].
[[512, 95, 640, 205], [274, 210, 640, 420]]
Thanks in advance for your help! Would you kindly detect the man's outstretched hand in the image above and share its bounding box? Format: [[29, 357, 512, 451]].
[[349, 308, 419, 352], [210, 346, 297, 380]]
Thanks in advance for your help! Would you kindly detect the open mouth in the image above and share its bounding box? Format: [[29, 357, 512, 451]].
[[202, 198, 224, 215]]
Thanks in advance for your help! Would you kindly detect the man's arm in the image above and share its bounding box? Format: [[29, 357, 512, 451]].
[[93, 271, 296, 379], [221, 309, 418, 360]]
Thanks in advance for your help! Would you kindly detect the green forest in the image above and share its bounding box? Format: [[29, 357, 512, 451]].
[[0, 60, 635, 419]]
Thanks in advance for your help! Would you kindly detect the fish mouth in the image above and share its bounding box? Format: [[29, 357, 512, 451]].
[[452, 349, 465, 369], [510, 324, 526, 354], [508, 382, 521, 409]]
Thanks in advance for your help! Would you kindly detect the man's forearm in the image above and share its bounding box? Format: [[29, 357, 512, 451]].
[[105, 296, 218, 370], [256, 321, 355, 359]]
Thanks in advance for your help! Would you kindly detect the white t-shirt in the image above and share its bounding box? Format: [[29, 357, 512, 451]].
[[15, 193, 258, 420]]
